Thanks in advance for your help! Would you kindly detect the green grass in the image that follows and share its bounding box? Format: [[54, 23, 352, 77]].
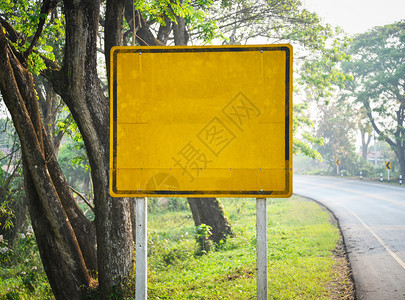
[[0, 196, 343, 299], [147, 196, 340, 299], [0, 231, 53, 299]]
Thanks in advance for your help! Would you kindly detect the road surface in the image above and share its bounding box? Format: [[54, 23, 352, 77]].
[[294, 174, 405, 300]]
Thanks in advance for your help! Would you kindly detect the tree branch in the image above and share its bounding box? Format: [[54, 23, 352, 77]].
[[69, 186, 95, 213], [24, 0, 60, 58]]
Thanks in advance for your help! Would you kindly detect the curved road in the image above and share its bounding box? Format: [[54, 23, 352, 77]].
[[294, 174, 405, 300]]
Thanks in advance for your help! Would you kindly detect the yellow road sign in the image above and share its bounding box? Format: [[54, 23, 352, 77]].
[[386, 162, 391, 170], [110, 45, 292, 198], [336, 159, 341, 166]]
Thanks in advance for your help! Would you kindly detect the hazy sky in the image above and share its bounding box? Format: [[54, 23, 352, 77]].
[[302, 0, 405, 34]]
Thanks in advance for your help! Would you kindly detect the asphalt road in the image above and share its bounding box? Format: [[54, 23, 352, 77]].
[[294, 174, 405, 300]]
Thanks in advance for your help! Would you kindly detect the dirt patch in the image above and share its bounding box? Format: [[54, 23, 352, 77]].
[[319, 202, 356, 299], [328, 238, 356, 299]]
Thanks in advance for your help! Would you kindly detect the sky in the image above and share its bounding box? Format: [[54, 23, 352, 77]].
[[302, 0, 405, 35]]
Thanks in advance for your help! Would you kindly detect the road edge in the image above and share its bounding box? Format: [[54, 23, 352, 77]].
[[297, 194, 357, 299]]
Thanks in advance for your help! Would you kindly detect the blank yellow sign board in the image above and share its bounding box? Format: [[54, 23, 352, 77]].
[[110, 45, 292, 198]]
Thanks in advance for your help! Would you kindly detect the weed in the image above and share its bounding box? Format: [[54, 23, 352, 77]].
[[0, 226, 52, 299], [195, 224, 213, 255]]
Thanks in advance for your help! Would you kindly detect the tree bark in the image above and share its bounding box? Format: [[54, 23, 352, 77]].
[[172, 16, 189, 45], [23, 161, 91, 298], [0, 21, 91, 298], [360, 130, 371, 160], [52, 0, 134, 295], [188, 198, 232, 243], [366, 103, 405, 177], [124, 0, 159, 46]]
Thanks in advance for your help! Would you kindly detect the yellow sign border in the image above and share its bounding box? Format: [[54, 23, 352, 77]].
[[110, 45, 292, 198]]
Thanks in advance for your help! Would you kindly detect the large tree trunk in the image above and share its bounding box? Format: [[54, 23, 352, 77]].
[[51, 0, 134, 295], [23, 161, 91, 298], [0, 20, 92, 298], [367, 103, 405, 178], [360, 130, 371, 160], [188, 198, 232, 243], [396, 106, 405, 177], [394, 139, 405, 178]]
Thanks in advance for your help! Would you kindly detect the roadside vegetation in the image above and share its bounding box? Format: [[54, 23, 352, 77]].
[[0, 196, 353, 299], [147, 196, 351, 299], [295, 152, 403, 185]]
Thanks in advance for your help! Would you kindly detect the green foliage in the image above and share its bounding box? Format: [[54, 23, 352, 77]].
[[57, 112, 91, 190], [148, 197, 189, 213], [58, 137, 90, 194], [0, 119, 26, 243], [0, 235, 13, 265], [135, 0, 219, 43], [342, 20, 405, 174], [0, 198, 15, 231], [298, 26, 353, 100], [0, 198, 347, 299], [315, 100, 361, 175], [195, 223, 213, 255], [56, 112, 83, 145], [0, 227, 52, 298], [293, 103, 324, 161], [146, 197, 344, 299], [0, 0, 65, 74]]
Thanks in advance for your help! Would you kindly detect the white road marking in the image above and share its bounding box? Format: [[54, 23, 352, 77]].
[[294, 176, 405, 270], [348, 208, 405, 270], [295, 178, 405, 208]]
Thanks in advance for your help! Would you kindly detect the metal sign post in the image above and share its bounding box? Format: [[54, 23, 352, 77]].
[[256, 198, 268, 300], [110, 45, 294, 299], [136, 197, 147, 300]]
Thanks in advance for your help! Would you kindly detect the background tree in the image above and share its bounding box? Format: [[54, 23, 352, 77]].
[[315, 99, 359, 175], [357, 108, 373, 161], [201, 0, 351, 160], [343, 21, 405, 175]]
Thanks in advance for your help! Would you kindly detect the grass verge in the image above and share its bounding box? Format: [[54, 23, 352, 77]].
[[147, 196, 353, 299]]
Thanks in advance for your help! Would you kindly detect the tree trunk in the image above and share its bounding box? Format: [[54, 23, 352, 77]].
[[0, 21, 92, 298], [396, 105, 405, 177], [367, 102, 405, 178], [360, 130, 371, 160], [52, 0, 134, 295], [23, 161, 91, 298], [188, 198, 232, 243], [397, 143, 405, 177], [124, 0, 158, 46]]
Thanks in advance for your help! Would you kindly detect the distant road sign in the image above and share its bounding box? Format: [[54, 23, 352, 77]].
[[386, 162, 391, 170], [336, 159, 341, 166], [110, 45, 292, 198]]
